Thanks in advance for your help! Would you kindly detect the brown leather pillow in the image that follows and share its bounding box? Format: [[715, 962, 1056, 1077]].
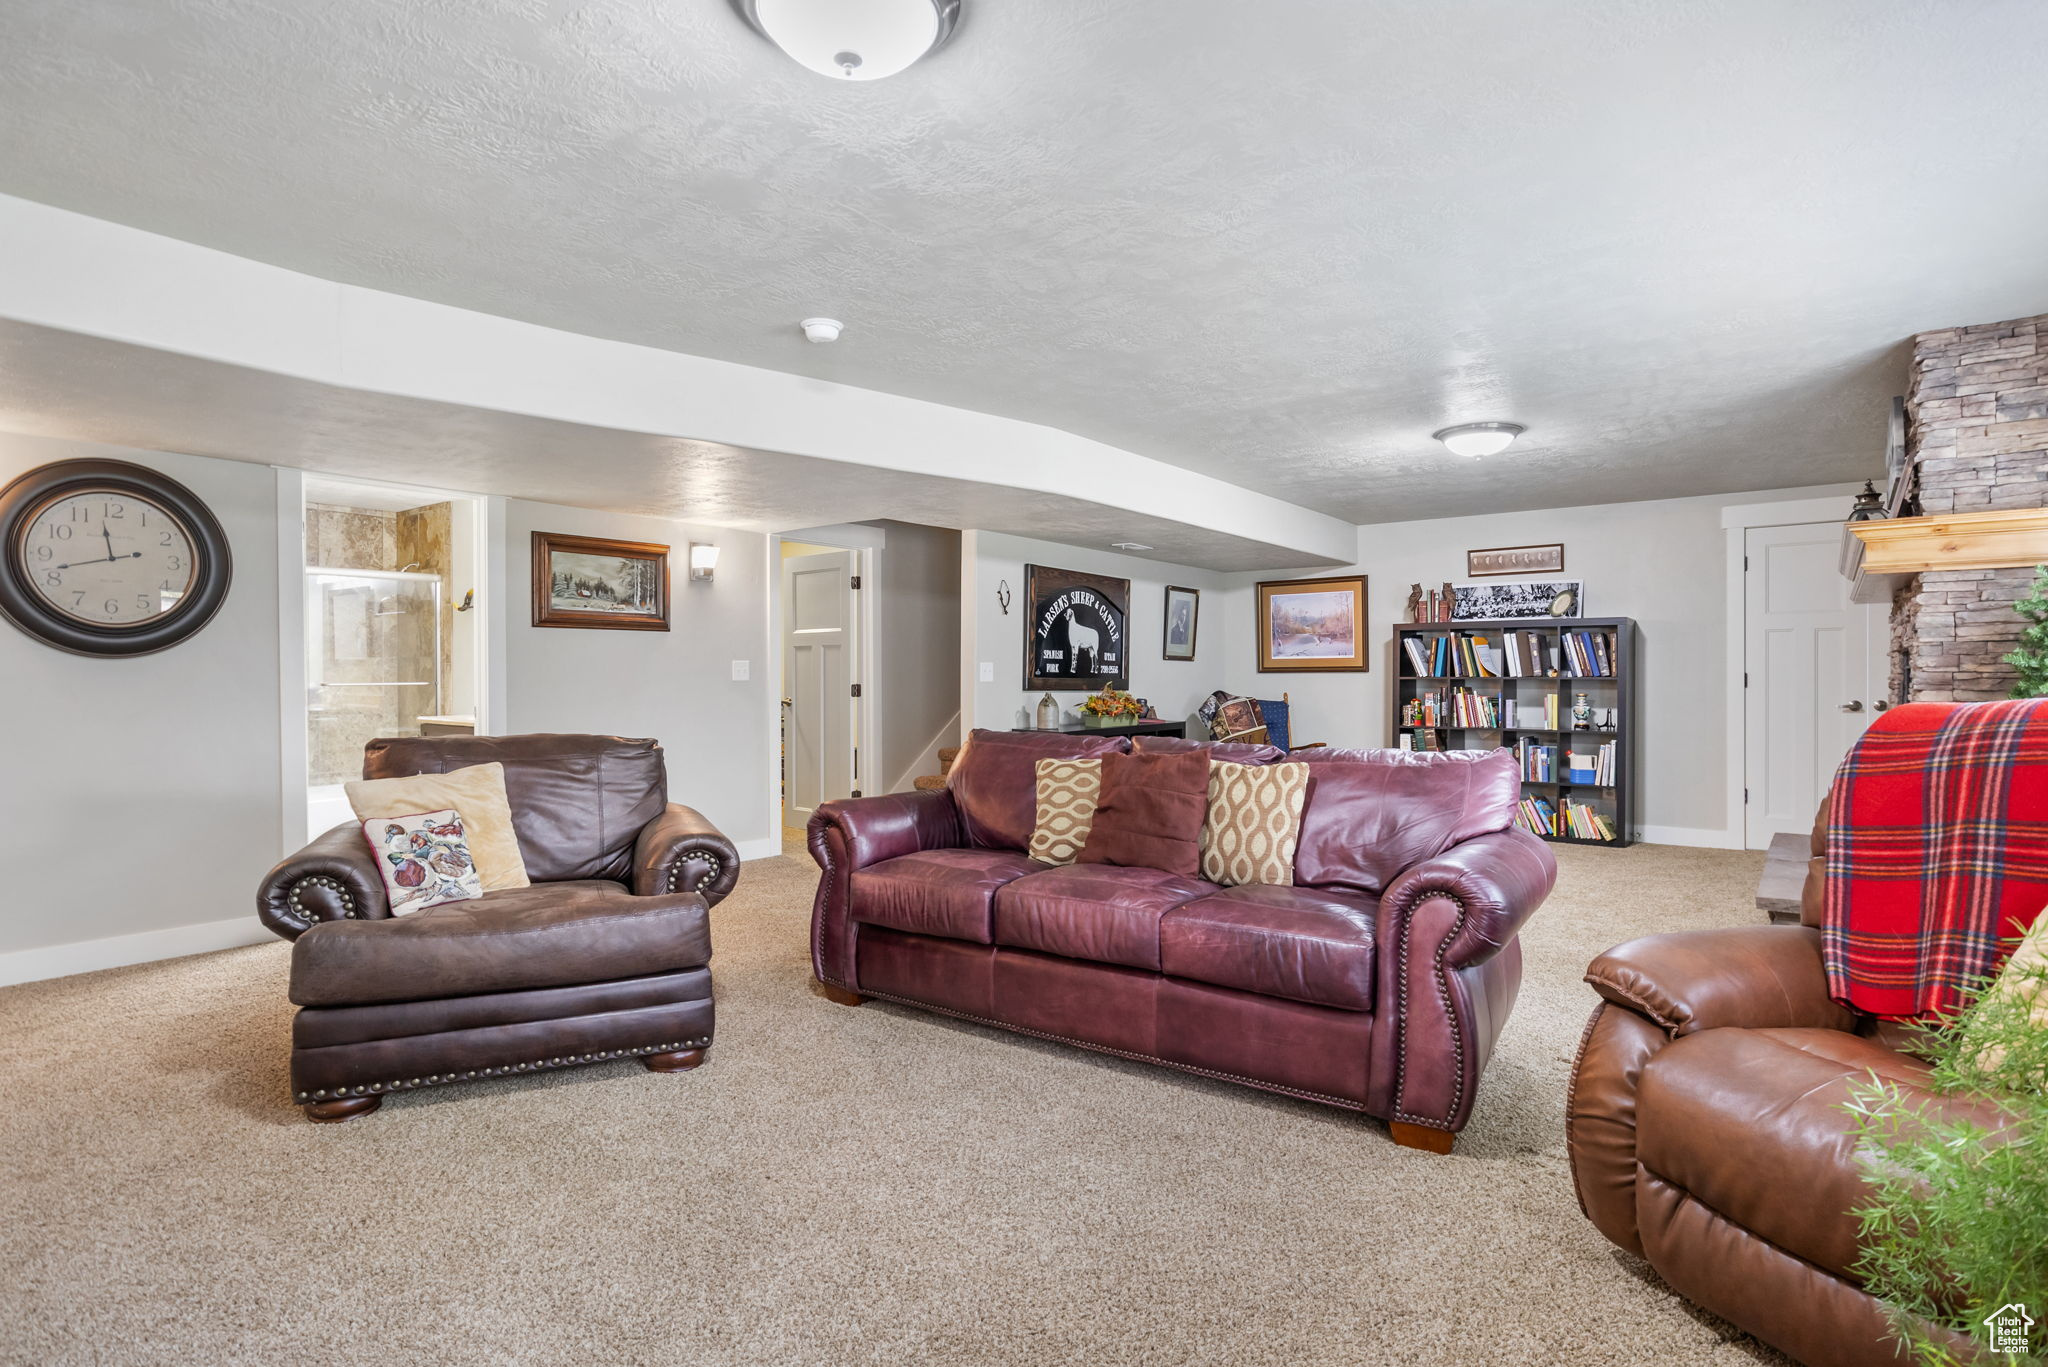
[[1078, 750, 1211, 876]]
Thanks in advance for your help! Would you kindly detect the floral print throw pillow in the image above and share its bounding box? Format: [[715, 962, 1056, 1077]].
[[360, 808, 484, 914]]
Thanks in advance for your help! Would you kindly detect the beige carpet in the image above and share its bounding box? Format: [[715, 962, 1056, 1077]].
[[1, 838, 1789, 1367]]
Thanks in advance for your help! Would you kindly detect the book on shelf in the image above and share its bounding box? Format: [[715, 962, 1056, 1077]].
[[1513, 794, 1617, 842], [1561, 628, 1617, 678]]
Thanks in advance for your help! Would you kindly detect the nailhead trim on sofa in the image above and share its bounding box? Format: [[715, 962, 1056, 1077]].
[[286, 874, 360, 928], [668, 852, 723, 894], [1389, 889, 1468, 1134], [294, 1036, 712, 1102]]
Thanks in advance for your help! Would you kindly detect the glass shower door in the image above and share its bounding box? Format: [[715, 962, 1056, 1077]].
[[306, 569, 443, 788]]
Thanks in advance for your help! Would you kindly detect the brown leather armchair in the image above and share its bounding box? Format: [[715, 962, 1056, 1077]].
[[1566, 809, 2000, 1367], [257, 734, 739, 1123]]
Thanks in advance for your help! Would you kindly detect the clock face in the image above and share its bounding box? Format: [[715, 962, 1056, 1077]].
[[21, 490, 197, 627]]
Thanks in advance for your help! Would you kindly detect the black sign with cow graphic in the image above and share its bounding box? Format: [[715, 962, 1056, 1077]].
[[1024, 564, 1129, 691]]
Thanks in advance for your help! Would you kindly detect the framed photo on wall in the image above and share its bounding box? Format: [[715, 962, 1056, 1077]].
[[1025, 564, 1130, 690], [1255, 575, 1367, 672], [531, 531, 671, 631], [1162, 585, 1200, 661]]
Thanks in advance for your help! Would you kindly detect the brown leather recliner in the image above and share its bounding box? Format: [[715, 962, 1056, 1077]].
[[1566, 808, 2002, 1367], [257, 734, 738, 1122]]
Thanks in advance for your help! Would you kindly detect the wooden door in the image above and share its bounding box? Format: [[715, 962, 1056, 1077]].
[[1743, 522, 1886, 848], [782, 550, 856, 827]]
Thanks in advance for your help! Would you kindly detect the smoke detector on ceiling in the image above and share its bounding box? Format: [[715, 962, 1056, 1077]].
[[800, 317, 843, 343]]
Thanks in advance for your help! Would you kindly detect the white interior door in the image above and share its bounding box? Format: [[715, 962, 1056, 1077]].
[[1743, 522, 1886, 848], [782, 550, 856, 827]]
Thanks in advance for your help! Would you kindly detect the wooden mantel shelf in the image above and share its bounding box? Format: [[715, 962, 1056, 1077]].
[[1842, 508, 2048, 604]]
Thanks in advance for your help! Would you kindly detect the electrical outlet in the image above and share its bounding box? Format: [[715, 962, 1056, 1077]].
[[731, 660, 750, 681], [978, 661, 994, 683]]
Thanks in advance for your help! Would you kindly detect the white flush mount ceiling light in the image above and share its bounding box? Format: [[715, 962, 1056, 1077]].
[[1431, 422, 1526, 458], [733, 0, 962, 81], [800, 317, 843, 343]]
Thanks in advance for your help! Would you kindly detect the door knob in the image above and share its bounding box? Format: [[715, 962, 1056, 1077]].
[[1873, 699, 1890, 712], [1840, 700, 1864, 713]]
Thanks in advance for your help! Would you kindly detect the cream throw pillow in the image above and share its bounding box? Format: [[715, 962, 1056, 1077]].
[[1965, 908, 2048, 1077], [1200, 759, 1310, 887], [1028, 758, 1103, 866], [345, 762, 529, 891]]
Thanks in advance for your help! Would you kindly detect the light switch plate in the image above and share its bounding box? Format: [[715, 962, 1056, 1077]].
[[731, 660, 750, 681], [978, 661, 994, 683]]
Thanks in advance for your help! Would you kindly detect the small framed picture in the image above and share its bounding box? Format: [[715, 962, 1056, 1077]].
[[531, 532, 670, 631], [1162, 585, 1200, 660], [1467, 543, 1565, 577], [1256, 575, 1368, 672]]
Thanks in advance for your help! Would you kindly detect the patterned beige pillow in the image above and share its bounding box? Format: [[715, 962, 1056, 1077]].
[[1201, 760, 1310, 887], [1028, 758, 1103, 865]]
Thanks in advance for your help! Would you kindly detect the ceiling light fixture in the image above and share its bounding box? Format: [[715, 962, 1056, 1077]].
[[1431, 422, 1526, 458], [732, 0, 961, 81], [800, 317, 843, 343]]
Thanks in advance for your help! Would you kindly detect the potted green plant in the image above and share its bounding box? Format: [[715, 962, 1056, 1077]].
[[1845, 948, 2047, 1366], [2005, 565, 2048, 700]]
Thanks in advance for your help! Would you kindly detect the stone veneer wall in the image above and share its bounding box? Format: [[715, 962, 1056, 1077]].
[[1891, 312, 2048, 702]]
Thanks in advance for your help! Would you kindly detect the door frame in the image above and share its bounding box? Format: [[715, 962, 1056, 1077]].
[[767, 526, 880, 843], [275, 469, 495, 857], [1720, 492, 1871, 850]]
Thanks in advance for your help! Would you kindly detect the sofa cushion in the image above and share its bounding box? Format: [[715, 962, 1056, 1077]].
[[949, 729, 1129, 851], [1161, 884, 1378, 1010], [1200, 760, 1310, 887], [1292, 748, 1519, 894], [993, 864, 1213, 971], [289, 880, 710, 1007], [1133, 735, 1286, 766], [1635, 1026, 2016, 1279], [363, 734, 666, 885], [851, 848, 1044, 944], [1079, 749, 1211, 876], [345, 762, 528, 891], [1027, 758, 1104, 866]]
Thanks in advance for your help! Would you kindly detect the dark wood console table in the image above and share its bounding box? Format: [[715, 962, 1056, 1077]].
[[1012, 719, 1188, 739]]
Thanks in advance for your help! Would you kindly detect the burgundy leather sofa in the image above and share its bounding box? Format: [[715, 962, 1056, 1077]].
[[1567, 807, 2004, 1366], [257, 734, 738, 1122], [809, 729, 1556, 1150]]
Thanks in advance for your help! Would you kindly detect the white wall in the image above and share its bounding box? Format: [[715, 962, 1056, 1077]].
[[1213, 483, 1860, 844], [867, 520, 961, 792], [965, 533, 1232, 731], [502, 500, 774, 854], [0, 435, 284, 975]]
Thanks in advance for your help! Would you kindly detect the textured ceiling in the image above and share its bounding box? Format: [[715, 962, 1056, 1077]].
[[1, 0, 2045, 523]]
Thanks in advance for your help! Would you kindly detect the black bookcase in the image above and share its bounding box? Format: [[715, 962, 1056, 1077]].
[[1388, 616, 1638, 847]]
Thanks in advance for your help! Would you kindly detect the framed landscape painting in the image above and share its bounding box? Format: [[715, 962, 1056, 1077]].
[[531, 531, 670, 631], [1256, 575, 1367, 672]]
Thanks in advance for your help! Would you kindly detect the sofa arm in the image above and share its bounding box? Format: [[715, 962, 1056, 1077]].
[[1369, 828, 1557, 1134], [257, 823, 390, 941], [633, 803, 741, 908], [807, 789, 965, 989], [1584, 925, 1859, 1037]]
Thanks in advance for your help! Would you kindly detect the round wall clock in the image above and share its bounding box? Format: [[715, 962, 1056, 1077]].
[[0, 458, 233, 657]]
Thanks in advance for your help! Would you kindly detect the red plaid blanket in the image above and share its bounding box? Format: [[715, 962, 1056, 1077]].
[[1823, 698, 2048, 1020]]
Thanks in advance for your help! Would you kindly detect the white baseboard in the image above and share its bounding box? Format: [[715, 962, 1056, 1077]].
[[737, 835, 785, 862], [0, 916, 274, 989], [1635, 824, 1741, 850]]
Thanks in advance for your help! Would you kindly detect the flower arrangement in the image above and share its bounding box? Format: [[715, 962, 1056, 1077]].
[[1077, 687, 1143, 721]]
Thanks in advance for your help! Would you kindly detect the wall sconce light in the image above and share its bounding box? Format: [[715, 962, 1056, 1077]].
[[689, 542, 720, 582]]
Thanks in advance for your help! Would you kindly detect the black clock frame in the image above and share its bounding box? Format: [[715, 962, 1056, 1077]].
[[0, 458, 233, 657]]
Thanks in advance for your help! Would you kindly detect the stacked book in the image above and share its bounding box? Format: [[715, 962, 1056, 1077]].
[[1561, 630, 1615, 677], [1500, 629, 1558, 678], [1402, 688, 1500, 728], [1513, 795, 1618, 841], [1515, 737, 1557, 782], [1402, 632, 1507, 678]]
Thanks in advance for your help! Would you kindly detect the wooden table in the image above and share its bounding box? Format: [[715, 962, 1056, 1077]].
[[1012, 719, 1188, 739], [1755, 831, 1810, 925]]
